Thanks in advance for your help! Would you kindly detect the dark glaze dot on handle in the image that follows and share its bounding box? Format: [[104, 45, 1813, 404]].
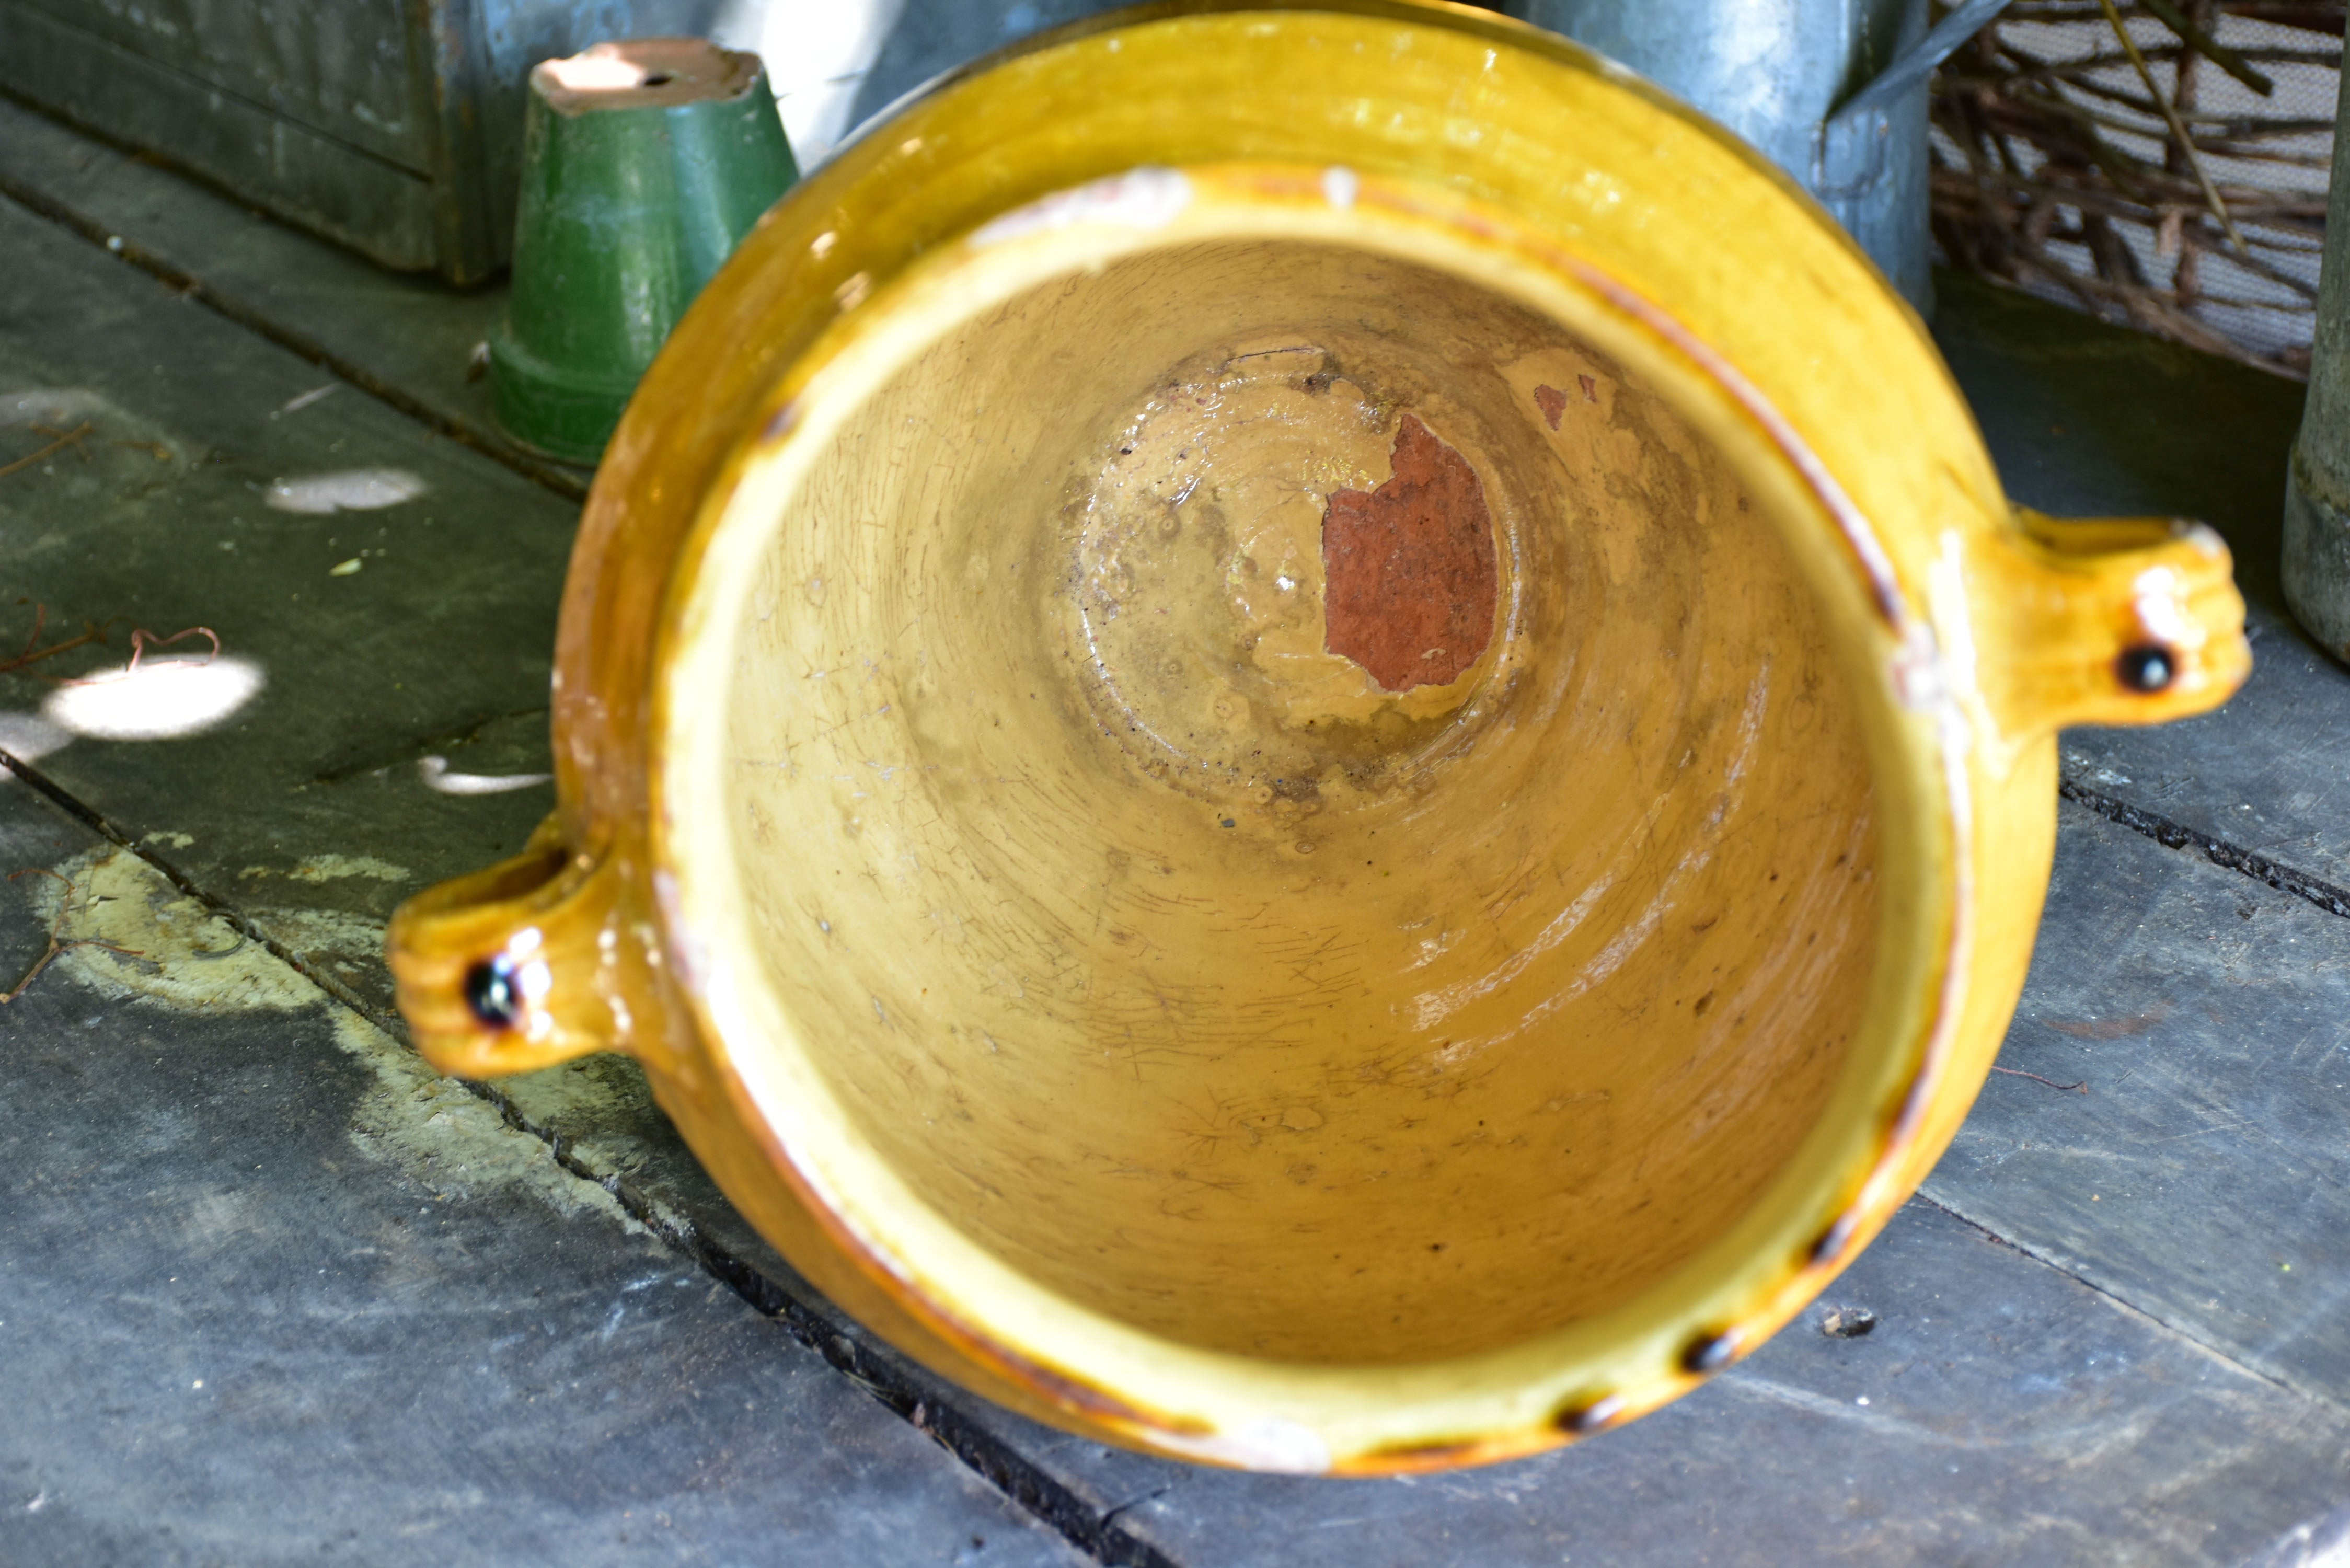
[[1680, 1328, 1740, 1374], [465, 955, 523, 1030], [2116, 643, 2176, 693]]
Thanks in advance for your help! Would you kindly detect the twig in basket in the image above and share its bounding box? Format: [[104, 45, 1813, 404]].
[[2096, 0, 2250, 251], [2140, 0, 2276, 90]]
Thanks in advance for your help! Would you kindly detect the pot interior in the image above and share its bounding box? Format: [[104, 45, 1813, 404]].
[[721, 237, 1879, 1364]]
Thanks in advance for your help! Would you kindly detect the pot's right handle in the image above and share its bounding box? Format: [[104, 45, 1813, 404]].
[[1959, 509, 2251, 749]]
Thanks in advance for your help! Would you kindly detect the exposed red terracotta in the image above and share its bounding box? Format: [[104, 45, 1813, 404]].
[[1322, 413, 1498, 693], [1578, 373, 1597, 402], [1534, 384, 1568, 430]]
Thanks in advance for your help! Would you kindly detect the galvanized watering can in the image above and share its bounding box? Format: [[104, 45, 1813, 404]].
[[1507, 0, 2011, 308]]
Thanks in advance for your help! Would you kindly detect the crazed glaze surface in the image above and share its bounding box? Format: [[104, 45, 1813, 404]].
[[388, 0, 2249, 1473]]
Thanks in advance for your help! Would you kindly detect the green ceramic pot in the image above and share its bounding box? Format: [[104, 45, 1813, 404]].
[[491, 39, 798, 466]]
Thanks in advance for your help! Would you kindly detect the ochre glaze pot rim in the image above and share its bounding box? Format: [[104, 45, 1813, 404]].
[[654, 171, 1964, 1471], [386, 0, 2249, 1475]]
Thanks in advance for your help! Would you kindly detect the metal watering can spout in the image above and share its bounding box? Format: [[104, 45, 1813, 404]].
[[1511, 0, 2014, 311], [1816, 0, 2015, 304]]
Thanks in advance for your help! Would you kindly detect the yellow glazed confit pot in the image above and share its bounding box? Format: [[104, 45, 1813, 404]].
[[387, 0, 2249, 1474]]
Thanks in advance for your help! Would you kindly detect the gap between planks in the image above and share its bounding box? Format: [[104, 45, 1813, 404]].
[[0, 743, 1176, 1568], [0, 177, 590, 504], [1911, 1191, 2348, 1421], [2059, 779, 2350, 923], [14, 119, 2348, 1522]]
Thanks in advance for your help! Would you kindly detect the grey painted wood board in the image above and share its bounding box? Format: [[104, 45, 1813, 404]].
[[0, 783, 1089, 1568], [0, 2, 443, 270], [0, 94, 559, 491], [0, 190, 566, 1019], [1934, 274, 2350, 898], [946, 1200, 2350, 1568], [0, 0, 757, 280], [7, 102, 2350, 1566], [1924, 799, 2350, 1410]]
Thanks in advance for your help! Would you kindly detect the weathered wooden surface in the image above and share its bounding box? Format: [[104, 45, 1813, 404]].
[[0, 0, 446, 271], [5, 99, 2350, 1566], [0, 0, 751, 279], [1937, 274, 2350, 897], [0, 783, 1090, 1568], [1928, 802, 2350, 1408], [0, 94, 572, 494], [1058, 1200, 2350, 1568], [0, 192, 563, 1019]]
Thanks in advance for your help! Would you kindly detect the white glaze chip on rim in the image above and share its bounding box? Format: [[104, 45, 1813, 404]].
[[969, 167, 1193, 247], [652, 168, 1963, 1465]]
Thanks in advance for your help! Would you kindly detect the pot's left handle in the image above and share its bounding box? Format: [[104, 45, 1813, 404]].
[[387, 816, 644, 1077]]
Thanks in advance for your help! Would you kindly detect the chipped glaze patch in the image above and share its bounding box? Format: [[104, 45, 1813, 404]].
[[2174, 518, 2227, 557], [1890, 619, 1948, 712], [1925, 531, 1980, 710], [652, 868, 709, 994], [1534, 384, 1568, 430], [2132, 564, 2207, 652], [969, 167, 1191, 247], [1322, 413, 1499, 692], [1146, 1416, 1332, 1474]]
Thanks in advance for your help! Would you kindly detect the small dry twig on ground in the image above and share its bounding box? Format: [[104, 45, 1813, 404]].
[[112, 625, 220, 681], [0, 602, 133, 679], [3, 604, 219, 684], [1, 868, 141, 1005], [0, 421, 94, 480], [1992, 1065, 2092, 1092]]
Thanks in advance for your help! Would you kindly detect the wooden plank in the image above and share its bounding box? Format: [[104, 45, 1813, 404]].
[[0, 3, 442, 270], [1932, 274, 2350, 898], [1923, 799, 2350, 1408], [4, 0, 432, 169], [959, 1199, 2350, 1568], [0, 192, 564, 1019], [0, 96, 536, 483], [0, 783, 1090, 1568]]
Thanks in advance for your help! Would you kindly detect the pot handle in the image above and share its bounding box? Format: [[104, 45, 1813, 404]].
[[1957, 509, 2251, 749], [386, 815, 648, 1078]]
